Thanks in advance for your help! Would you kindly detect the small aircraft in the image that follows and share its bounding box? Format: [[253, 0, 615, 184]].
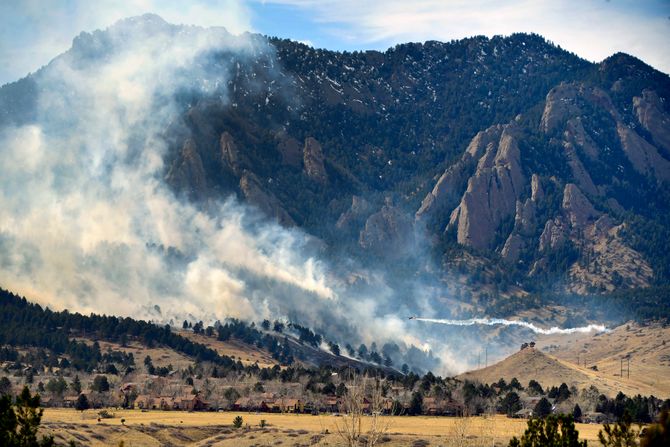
[[408, 316, 417, 320]]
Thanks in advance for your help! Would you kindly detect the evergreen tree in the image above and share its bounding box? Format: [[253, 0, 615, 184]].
[[0, 386, 55, 446], [509, 414, 586, 447], [534, 397, 553, 418], [71, 374, 81, 394], [74, 394, 89, 412], [499, 391, 522, 417], [641, 409, 670, 447], [598, 412, 639, 447], [408, 392, 423, 415]]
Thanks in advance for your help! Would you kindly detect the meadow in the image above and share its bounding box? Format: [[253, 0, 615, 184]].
[[42, 409, 606, 446]]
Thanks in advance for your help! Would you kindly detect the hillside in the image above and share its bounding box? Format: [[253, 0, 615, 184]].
[[1, 15, 669, 304], [0, 14, 670, 378], [457, 345, 669, 398], [536, 322, 670, 396]]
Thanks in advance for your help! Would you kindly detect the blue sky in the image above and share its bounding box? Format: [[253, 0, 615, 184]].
[[1, 0, 669, 85]]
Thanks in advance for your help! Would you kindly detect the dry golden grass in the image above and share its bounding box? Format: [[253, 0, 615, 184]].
[[42, 409, 604, 446], [458, 332, 669, 399], [76, 337, 194, 370], [536, 321, 670, 397], [179, 331, 279, 368]]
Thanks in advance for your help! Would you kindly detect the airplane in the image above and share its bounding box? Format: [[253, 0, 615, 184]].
[[408, 316, 417, 320]]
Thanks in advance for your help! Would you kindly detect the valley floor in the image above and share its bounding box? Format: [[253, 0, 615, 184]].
[[42, 409, 606, 446]]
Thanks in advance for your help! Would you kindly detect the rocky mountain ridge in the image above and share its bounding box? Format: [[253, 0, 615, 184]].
[[2, 16, 670, 299]]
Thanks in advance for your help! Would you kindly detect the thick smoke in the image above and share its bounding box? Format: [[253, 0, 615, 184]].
[[0, 15, 607, 376], [413, 318, 608, 335], [0, 15, 450, 373]]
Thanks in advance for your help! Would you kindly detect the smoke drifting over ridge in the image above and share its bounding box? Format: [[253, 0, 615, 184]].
[[0, 15, 611, 375], [0, 15, 333, 320], [0, 14, 449, 372]]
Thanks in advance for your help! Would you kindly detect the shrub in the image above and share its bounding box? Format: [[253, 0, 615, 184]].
[[509, 414, 586, 447], [233, 415, 243, 429]]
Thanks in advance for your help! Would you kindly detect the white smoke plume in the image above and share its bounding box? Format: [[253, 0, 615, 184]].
[[0, 15, 448, 373], [413, 317, 609, 335]]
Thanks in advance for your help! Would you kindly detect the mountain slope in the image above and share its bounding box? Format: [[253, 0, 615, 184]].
[[457, 345, 667, 398]]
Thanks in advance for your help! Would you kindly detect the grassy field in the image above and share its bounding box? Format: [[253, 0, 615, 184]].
[[42, 409, 606, 446]]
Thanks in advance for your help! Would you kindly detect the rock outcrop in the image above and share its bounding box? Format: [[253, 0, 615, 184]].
[[239, 172, 295, 226], [336, 196, 371, 231], [165, 139, 208, 200], [633, 90, 670, 158], [534, 183, 652, 293], [219, 131, 250, 176], [501, 174, 543, 262], [416, 125, 503, 222], [276, 133, 303, 168], [617, 123, 670, 183], [540, 83, 581, 133], [562, 183, 600, 228], [359, 199, 414, 256], [303, 137, 328, 184], [448, 124, 524, 250]]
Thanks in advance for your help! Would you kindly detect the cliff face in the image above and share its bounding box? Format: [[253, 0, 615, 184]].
[[633, 89, 670, 158], [416, 77, 668, 293], [165, 139, 208, 200], [359, 199, 414, 257], [447, 124, 524, 250], [303, 137, 328, 185]]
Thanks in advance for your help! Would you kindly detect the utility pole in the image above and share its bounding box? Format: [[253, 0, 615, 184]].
[[485, 347, 488, 368], [478, 351, 481, 369]]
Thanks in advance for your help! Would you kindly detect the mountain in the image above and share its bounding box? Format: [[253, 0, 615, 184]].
[[1, 15, 670, 374], [155, 28, 670, 297]]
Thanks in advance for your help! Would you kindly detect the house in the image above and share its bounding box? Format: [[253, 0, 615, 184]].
[[233, 397, 256, 411], [321, 396, 341, 413], [135, 395, 156, 410], [63, 396, 80, 408], [119, 383, 136, 393], [158, 397, 178, 411], [178, 394, 208, 411], [514, 408, 534, 419], [582, 412, 609, 424], [423, 397, 444, 415], [281, 398, 304, 413], [443, 399, 464, 416]]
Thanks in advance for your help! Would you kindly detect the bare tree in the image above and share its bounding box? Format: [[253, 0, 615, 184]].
[[335, 371, 391, 447], [449, 408, 472, 447]]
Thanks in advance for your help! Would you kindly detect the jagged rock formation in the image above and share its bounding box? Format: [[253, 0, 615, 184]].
[[359, 199, 414, 256], [239, 172, 295, 226], [336, 196, 371, 231], [447, 124, 524, 250], [534, 183, 652, 292], [416, 125, 503, 222], [220, 131, 249, 176], [303, 137, 328, 184], [3, 22, 670, 296], [501, 174, 542, 262], [633, 89, 670, 158], [617, 123, 670, 183], [165, 139, 208, 200]]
